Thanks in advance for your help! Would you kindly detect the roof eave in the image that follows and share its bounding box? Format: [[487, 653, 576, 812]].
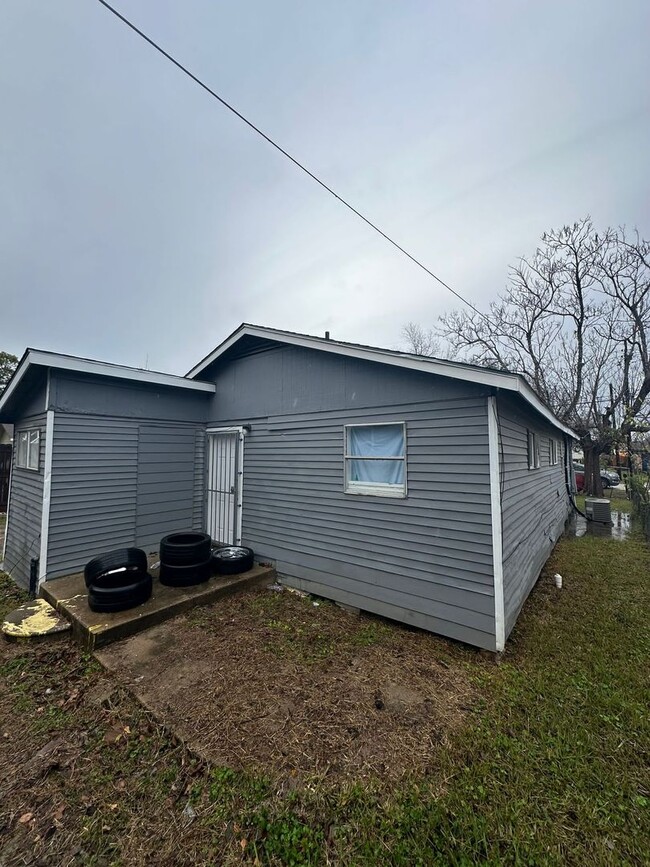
[[188, 325, 576, 437], [0, 349, 215, 417]]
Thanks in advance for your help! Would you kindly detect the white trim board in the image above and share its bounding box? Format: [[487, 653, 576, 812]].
[[487, 395, 506, 652], [1, 453, 13, 564], [0, 349, 215, 413], [205, 426, 246, 545], [188, 324, 576, 439], [38, 409, 54, 585]]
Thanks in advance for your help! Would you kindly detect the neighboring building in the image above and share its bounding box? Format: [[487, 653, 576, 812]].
[[0, 325, 575, 651]]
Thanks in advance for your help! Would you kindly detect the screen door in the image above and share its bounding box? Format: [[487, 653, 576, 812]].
[[206, 429, 243, 544]]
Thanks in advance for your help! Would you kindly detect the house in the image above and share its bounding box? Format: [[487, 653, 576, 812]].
[[0, 324, 576, 651]]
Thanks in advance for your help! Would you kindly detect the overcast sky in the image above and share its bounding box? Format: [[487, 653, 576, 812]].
[[1, 0, 649, 374]]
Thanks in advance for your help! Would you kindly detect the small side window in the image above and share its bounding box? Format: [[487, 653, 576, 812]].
[[527, 430, 540, 470], [550, 439, 559, 465], [15, 429, 40, 471]]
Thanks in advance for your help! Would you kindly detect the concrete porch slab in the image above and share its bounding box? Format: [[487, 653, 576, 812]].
[[40, 563, 275, 650]]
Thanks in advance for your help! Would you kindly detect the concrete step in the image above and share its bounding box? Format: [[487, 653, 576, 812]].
[[41, 564, 275, 650]]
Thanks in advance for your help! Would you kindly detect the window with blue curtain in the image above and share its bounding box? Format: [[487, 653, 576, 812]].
[[344, 423, 406, 496]]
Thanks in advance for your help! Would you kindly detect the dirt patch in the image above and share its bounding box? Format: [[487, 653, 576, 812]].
[[97, 587, 476, 782], [0, 641, 226, 866]]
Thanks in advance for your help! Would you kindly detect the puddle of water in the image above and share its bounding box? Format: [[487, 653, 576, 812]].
[[564, 510, 632, 541]]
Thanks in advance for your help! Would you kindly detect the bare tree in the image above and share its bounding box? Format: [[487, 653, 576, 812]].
[[402, 322, 440, 356], [431, 219, 650, 495], [401, 322, 458, 360]]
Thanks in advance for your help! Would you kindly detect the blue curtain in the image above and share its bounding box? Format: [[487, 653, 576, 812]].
[[348, 425, 405, 484]]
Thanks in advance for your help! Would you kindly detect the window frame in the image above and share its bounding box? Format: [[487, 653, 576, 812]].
[[527, 430, 540, 470], [343, 421, 407, 498], [549, 438, 559, 466], [15, 428, 40, 471]]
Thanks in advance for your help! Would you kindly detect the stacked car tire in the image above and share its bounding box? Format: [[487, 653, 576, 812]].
[[83, 535, 257, 612], [84, 548, 152, 613], [159, 532, 213, 586]]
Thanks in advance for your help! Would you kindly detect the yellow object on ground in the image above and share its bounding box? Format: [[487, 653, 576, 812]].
[[2, 598, 71, 642]]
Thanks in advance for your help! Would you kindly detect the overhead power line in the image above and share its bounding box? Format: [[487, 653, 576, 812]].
[[95, 0, 486, 319]]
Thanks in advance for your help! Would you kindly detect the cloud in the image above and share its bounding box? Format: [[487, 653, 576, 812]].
[[1, 0, 648, 373]]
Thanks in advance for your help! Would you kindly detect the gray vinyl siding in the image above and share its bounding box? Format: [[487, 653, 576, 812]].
[[207, 345, 497, 650], [498, 393, 571, 637], [46, 413, 206, 579], [135, 424, 206, 548], [3, 412, 47, 587], [49, 371, 207, 423]]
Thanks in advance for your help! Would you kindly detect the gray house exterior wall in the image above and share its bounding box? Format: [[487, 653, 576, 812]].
[[497, 392, 571, 637], [44, 373, 209, 579], [3, 391, 48, 587], [2, 338, 574, 650], [204, 344, 498, 650]]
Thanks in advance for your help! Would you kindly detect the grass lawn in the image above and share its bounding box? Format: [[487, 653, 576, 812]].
[[0, 526, 648, 865]]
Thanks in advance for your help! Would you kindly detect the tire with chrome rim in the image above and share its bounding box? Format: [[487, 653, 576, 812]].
[[212, 546, 254, 575]]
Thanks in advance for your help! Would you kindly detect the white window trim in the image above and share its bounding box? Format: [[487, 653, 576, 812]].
[[550, 439, 559, 466], [15, 428, 40, 472], [527, 430, 540, 470], [343, 421, 407, 498]]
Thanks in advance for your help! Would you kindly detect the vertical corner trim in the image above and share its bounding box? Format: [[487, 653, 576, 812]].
[[1, 456, 13, 563], [38, 409, 55, 585], [487, 395, 506, 652], [236, 429, 245, 544], [45, 368, 51, 411]]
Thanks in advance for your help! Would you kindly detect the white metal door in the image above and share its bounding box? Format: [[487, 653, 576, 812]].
[[206, 429, 243, 545]]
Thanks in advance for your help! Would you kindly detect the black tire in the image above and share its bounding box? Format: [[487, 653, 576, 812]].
[[84, 548, 148, 587], [159, 557, 213, 587], [90, 568, 150, 591], [87, 574, 152, 612], [160, 532, 211, 567], [87, 573, 152, 603], [212, 546, 254, 576]]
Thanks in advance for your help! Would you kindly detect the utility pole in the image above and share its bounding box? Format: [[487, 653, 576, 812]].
[[623, 340, 633, 477], [609, 382, 619, 471]]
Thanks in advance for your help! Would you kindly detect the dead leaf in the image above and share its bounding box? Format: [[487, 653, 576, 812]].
[[52, 804, 66, 822], [108, 803, 119, 811], [18, 812, 34, 824], [240, 838, 248, 850]]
